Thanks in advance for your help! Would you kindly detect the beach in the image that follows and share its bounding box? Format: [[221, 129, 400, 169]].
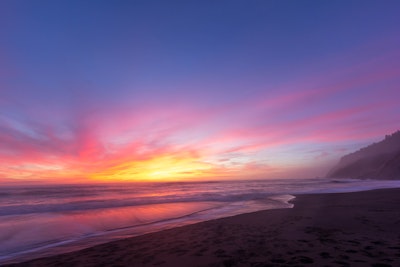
[[4, 188, 400, 267]]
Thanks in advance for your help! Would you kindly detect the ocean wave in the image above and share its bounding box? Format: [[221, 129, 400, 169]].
[[2, 179, 400, 216], [0, 195, 294, 262], [0, 191, 289, 216]]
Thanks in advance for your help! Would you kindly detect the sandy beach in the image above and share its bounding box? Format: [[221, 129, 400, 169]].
[[5, 188, 400, 267]]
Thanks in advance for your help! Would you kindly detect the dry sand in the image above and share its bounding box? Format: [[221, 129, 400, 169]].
[[5, 188, 400, 267]]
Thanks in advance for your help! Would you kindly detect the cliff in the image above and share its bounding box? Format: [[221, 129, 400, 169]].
[[327, 131, 400, 180]]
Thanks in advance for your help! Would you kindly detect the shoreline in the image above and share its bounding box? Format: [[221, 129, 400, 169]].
[[4, 188, 400, 266], [0, 195, 295, 265]]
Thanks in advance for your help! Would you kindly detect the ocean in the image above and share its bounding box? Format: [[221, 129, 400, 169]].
[[1, 178, 400, 264]]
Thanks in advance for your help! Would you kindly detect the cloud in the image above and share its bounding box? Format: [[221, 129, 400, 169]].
[[0, 40, 399, 182]]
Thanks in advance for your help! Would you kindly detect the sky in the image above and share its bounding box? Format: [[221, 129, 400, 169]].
[[0, 0, 399, 183]]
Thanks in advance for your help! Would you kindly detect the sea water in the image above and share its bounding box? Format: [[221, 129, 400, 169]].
[[1, 178, 400, 264]]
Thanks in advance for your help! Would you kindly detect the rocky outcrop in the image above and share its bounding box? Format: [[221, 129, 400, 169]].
[[327, 131, 400, 180]]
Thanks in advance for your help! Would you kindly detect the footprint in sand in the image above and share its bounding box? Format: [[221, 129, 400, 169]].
[[371, 263, 392, 267]]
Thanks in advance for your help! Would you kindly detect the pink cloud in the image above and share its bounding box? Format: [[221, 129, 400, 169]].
[[1, 43, 399, 181]]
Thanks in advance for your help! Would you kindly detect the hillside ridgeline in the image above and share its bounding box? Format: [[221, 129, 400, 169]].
[[327, 131, 400, 180]]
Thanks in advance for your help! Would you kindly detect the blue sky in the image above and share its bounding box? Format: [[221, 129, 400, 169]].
[[1, 0, 400, 182]]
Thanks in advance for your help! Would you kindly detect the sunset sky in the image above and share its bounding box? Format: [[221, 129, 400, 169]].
[[1, 0, 399, 182]]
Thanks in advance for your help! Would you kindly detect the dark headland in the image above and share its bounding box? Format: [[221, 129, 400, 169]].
[[327, 131, 400, 180]]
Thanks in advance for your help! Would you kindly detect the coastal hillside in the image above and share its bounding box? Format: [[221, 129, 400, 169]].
[[327, 131, 400, 180]]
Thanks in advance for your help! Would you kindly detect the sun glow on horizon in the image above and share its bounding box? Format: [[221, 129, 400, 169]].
[[88, 155, 215, 182], [1, 1, 399, 184]]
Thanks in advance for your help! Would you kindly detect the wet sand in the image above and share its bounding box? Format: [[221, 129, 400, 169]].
[[5, 188, 400, 267]]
